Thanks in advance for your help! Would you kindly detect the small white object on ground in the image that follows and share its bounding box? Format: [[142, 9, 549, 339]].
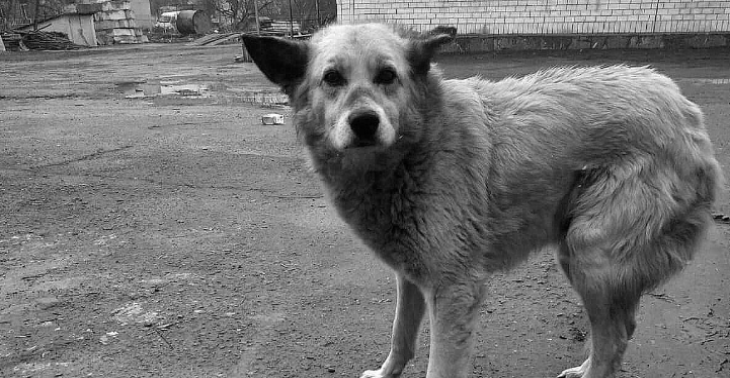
[[261, 114, 284, 125]]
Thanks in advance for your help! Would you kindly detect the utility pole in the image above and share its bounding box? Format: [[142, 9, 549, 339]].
[[315, 0, 321, 28], [288, 0, 293, 37], [33, 0, 41, 30], [252, 0, 260, 34]]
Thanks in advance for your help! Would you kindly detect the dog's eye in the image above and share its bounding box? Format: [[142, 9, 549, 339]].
[[375, 69, 397, 85], [323, 70, 345, 86]]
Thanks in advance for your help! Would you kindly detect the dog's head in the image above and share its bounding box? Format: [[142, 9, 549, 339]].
[[242, 24, 454, 153]]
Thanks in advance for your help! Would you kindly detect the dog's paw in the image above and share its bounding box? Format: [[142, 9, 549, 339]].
[[360, 368, 399, 378], [557, 365, 586, 378], [558, 358, 590, 378]]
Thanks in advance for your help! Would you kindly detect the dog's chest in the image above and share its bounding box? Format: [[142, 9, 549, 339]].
[[324, 166, 460, 276]]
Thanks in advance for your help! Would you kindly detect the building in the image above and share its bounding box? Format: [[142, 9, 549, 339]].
[[337, 0, 730, 35], [128, 0, 154, 29], [17, 11, 98, 47]]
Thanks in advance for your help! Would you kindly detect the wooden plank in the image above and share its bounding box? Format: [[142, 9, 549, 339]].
[[188, 33, 232, 46], [205, 33, 242, 46]]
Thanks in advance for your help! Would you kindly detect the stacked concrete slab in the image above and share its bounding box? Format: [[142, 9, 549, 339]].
[[77, 0, 148, 44]]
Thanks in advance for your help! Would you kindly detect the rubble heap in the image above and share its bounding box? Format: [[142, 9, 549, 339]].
[[18, 30, 84, 50], [75, 0, 148, 44]]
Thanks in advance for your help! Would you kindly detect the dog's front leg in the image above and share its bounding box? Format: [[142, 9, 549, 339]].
[[425, 280, 484, 378], [361, 274, 426, 378]]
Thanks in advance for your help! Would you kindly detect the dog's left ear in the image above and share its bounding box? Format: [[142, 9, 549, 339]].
[[242, 35, 309, 95], [407, 28, 456, 76]]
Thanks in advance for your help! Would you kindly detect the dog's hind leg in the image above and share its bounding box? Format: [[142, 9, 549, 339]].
[[553, 147, 721, 377], [361, 274, 426, 378], [556, 241, 641, 378], [556, 202, 713, 377], [424, 279, 484, 378]]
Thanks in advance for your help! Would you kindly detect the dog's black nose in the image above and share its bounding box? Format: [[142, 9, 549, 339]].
[[349, 112, 380, 141]]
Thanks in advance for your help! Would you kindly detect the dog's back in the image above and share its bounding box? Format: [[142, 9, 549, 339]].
[[403, 65, 721, 273]]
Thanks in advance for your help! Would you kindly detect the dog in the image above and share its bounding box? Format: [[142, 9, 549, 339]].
[[242, 23, 722, 378]]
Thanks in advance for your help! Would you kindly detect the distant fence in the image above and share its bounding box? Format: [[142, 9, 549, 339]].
[[238, 15, 335, 34], [337, 0, 730, 35]]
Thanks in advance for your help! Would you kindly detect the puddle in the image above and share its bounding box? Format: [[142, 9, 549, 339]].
[[13, 362, 71, 374], [229, 89, 289, 107], [115, 80, 289, 106], [684, 78, 730, 85], [116, 81, 210, 99]]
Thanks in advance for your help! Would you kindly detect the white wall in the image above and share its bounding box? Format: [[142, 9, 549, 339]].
[[338, 0, 730, 34]]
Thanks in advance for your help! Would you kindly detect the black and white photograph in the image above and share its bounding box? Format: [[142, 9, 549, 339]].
[[1, 1, 728, 377]]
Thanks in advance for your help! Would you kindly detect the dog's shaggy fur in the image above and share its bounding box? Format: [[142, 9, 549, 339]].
[[242, 24, 722, 378]]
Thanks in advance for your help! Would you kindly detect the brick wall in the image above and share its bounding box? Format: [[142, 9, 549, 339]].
[[337, 0, 730, 34]]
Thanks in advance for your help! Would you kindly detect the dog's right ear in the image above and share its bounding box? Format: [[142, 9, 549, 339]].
[[242, 35, 309, 95], [407, 27, 455, 76], [427, 26, 457, 38]]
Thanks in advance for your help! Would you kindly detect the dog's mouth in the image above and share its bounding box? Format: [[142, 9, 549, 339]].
[[348, 138, 379, 149]]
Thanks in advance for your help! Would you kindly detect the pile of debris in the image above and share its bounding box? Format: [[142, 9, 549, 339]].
[[0, 33, 23, 50], [19, 30, 83, 50], [93, 0, 148, 44], [68, 0, 148, 44], [188, 33, 242, 46], [0, 30, 84, 51]]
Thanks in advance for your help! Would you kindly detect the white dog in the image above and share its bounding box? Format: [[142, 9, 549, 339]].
[[243, 23, 722, 378]]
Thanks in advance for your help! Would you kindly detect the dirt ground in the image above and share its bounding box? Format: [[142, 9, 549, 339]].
[[1, 42, 729, 378]]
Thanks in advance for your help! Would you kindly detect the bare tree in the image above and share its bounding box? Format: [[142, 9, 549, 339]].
[[201, 0, 273, 31], [1, 0, 71, 30]]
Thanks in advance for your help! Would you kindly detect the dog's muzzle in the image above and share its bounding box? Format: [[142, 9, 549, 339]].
[[348, 111, 380, 147]]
